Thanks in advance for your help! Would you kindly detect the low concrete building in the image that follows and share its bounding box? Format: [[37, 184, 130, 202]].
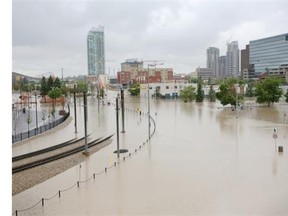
[[196, 67, 215, 82], [140, 83, 219, 99]]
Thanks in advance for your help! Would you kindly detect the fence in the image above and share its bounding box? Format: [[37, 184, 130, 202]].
[[12, 112, 70, 144]]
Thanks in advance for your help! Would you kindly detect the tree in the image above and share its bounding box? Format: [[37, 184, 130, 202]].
[[285, 89, 288, 103], [12, 106, 20, 137], [53, 77, 62, 89], [216, 78, 244, 107], [47, 75, 54, 91], [99, 88, 105, 98], [208, 85, 216, 102], [40, 77, 49, 98], [180, 85, 196, 102], [26, 113, 32, 137], [245, 80, 255, 97], [153, 86, 161, 99], [196, 79, 204, 102], [189, 78, 198, 83], [48, 87, 62, 110], [76, 81, 88, 93], [254, 77, 283, 106], [128, 83, 140, 96]]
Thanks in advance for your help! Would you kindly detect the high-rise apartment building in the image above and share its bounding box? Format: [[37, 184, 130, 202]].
[[87, 26, 105, 77], [218, 56, 227, 78], [226, 41, 239, 77], [207, 47, 219, 77], [249, 33, 288, 74]]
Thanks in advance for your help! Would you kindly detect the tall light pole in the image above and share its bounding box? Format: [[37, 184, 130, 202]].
[[147, 62, 164, 140], [83, 91, 89, 156], [34, 93, 38, 131], [116, 97, 120, 158], [235, 83, 239, 118], [73, 85, 78, 133], [147, 64, 151, 141]]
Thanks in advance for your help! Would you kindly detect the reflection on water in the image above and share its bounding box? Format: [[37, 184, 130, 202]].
[[12, 93, 288, 215]]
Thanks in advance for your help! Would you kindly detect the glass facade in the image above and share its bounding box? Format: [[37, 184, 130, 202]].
[[207, 47, 219, 77], [87, 26, 105, 76], [226, 41, 239, 78], [249, 33, 288, 74]]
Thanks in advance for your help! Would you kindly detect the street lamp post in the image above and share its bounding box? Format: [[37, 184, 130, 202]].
[[34, 93, 38, 131], [120, 89, 125, 133], [147, 62, 164, 140], [147, 64, 151, 141], [235, 83, 239, 118], [73, 85, 78, 133], [83, 91, 89, 156], [116, 97, 120, 158]]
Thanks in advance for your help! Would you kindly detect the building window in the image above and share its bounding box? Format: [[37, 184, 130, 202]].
[[174, 86, 177, 89], [166, 86, 169, 89], [286, 35, 288, 41]]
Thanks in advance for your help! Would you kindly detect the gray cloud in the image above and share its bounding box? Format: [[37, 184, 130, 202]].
[[12, 0, 288, 77]]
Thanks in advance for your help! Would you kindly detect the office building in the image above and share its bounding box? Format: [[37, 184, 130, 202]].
[[241, 45, 249, 79], [241, 44, 257, 80], [207, 47, 220, 77], [87, 26, 105, 77], [249, 33, 288, 74], [196, 67, 214, 82], [226, 41, 240, 77]]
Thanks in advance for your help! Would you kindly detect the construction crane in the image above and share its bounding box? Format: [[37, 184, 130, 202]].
[[226, 34, 233, 45], [142, 60, 165, 68], [142, 59, 164, 63]]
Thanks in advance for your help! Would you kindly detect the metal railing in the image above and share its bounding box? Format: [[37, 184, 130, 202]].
[[12, 112, 70, 144]]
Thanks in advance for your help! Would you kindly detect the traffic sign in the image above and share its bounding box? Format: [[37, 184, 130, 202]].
[[273, 133, 278, 139]]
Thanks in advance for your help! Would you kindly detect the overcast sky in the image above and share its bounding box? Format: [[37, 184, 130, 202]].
[[12, 0, 288, 78]]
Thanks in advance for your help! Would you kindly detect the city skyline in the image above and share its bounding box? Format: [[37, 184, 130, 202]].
[[11, 0, 288, 78]]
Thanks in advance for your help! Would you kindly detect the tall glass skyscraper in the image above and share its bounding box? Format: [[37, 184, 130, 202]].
[[218, 56, 227, 78], [249, 33, 288, 74], [207, 47, 219, 77], [87, 26, 105, 77], [226, 41, 239, 77]]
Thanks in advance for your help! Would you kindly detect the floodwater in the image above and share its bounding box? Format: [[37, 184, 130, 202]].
[[12, 90, 288, 215]]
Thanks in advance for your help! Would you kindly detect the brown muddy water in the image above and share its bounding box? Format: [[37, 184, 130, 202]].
[[12, 92, 288, 215]]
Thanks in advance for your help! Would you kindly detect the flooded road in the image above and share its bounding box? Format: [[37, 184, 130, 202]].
[[12, 91, 288, 215]]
